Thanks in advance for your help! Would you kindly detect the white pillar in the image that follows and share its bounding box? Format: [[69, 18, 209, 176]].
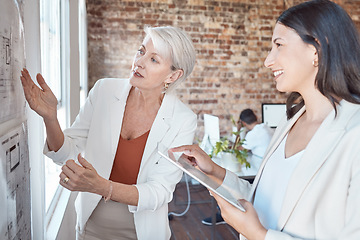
[[24, 0, 46, 239]]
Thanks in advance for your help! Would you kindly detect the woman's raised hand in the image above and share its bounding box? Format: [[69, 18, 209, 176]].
[[20, 68, 58, 121]]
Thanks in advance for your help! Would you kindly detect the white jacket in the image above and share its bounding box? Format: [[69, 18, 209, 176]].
[[219, 100, 360, 239], [45, 78, 197, 240]]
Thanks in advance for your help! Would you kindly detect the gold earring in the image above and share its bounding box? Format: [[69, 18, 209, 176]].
[[312, 60, 318, 67], [164, 82, 169, 91]]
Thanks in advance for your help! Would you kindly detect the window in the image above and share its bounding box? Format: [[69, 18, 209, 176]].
[[40, 0, 67, 212], [40, 0, 87, 218]]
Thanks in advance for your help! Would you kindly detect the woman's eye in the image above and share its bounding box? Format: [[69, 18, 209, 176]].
[[137, 49, 144, 55], [275, 43, 282, 48], [151, 57, 158, 63]]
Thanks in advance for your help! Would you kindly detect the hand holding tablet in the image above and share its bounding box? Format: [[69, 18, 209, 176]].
[[157, 143, 246, 212]]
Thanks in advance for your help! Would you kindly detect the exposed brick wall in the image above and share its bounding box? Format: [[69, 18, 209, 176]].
[[86, 0, 360, 140]]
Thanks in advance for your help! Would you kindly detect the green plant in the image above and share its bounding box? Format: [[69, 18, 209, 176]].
[[209, 133, 250, 168]]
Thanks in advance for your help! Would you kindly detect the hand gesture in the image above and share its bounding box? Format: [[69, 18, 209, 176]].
[[211, 191, 267, 240], [170, 144, 224, 178], [59, 154, 108, 196], [20, 68, 58, 121]]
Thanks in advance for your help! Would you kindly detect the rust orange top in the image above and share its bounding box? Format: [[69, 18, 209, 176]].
[[109, 131, 150, 185]]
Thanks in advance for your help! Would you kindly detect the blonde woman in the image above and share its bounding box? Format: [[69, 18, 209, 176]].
[[21, 26, 197, 240]]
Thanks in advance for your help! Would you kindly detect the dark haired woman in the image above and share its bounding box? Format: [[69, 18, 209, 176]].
[[172, 0, 360, 239]]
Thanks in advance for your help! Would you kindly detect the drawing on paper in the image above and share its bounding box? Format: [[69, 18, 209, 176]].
[[0, 0, 26, 124], [0, 0, 31, 239], [0, 124, 31, 239]]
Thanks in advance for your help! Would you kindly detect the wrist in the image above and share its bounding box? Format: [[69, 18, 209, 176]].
[[103, 180, 113, 202], [255, 227, 267, 240], [43, 115, 58, 125], [211, 164, 226, 181], [95, 177, 109, 196]]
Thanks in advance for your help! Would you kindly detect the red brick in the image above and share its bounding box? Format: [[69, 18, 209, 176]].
[[86, 0, 360, 138]]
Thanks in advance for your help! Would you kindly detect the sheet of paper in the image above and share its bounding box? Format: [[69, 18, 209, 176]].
[[0, 0, 26, 124], [0, 123, 31, 239]]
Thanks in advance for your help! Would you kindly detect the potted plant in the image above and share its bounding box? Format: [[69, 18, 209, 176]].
[[209, 128, 250, 172]]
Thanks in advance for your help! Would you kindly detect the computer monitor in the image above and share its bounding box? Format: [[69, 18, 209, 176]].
[[262, 103, 286, 128], [200, 114, 220, 154]]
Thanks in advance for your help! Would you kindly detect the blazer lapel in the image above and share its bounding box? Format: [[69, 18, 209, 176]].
[[277, 110, 341, 229], [137, 94, 175, 175], [109, 82, 132, 158], [249, 107, 306, 201], [276, 100, 357, 230]]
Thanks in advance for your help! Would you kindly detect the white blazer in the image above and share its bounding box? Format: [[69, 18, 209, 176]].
[[220, 100, 360, 239], [45, 78, 197, 240]]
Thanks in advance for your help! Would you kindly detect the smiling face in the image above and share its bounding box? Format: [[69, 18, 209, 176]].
[[264, 23, 318, 94], [129, 36, 177, 94]]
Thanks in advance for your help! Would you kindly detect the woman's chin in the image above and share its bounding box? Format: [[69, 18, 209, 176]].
[[275, 82, 287, 93]]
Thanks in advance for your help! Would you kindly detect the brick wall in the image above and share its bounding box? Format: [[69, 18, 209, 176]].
[[86, 0, 360, 140]]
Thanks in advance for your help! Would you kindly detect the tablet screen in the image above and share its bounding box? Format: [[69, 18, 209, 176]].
[[157, 143, 246, 212]]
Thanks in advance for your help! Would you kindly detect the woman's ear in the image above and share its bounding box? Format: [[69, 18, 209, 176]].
[[312, 48, 319, 67], [309, 42, 319, 67], [167, 69, 184, 84], [313, 39, 320, 60]]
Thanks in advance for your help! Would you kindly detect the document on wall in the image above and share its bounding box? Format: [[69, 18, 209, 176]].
[[0, 0, 26, 124], [0, 123, 31, 239]]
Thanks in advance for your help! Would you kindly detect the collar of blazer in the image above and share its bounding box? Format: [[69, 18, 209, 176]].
[[249, 100, 359, 230], [137, 93, 177, 177], [109, 79, 177, 176]]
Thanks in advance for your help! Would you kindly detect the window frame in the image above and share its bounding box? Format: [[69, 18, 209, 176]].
[[39, 0, 87, 237]]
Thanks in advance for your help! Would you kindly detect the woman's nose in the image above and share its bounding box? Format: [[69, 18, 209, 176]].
[[134, 56, 145, 69], [264, 50, 274, 68]]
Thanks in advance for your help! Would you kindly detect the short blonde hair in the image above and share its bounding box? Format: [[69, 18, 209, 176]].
[[144, 26, 196, 93]]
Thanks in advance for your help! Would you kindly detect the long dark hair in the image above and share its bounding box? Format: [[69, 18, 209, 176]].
[[277, 0, 360, 119]]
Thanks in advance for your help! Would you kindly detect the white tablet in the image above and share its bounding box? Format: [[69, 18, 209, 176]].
[[157, 144, 246, 212]]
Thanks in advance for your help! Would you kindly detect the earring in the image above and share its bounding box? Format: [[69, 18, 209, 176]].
[[312, 60, 318, 67], [164, 82, 169, 91]]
